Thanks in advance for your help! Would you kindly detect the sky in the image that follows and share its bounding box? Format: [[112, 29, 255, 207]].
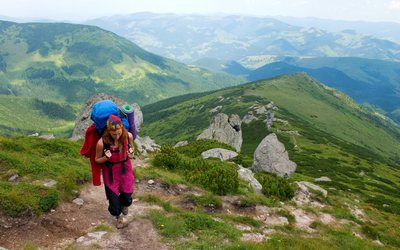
[[0, 0, 400, 24]]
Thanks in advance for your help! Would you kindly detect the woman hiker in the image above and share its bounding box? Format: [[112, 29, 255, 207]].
[[95, 114, 135, 229]]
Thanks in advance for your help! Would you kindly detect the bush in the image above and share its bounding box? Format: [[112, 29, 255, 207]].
[[0, 183, 60, 217], [361, 224, 380, 240], [187, 161, 238, 195], [152, 145, 181, 170], [185, 193, 222, 209], [254, 172, 295, 201], [152, 147, 239, 195]]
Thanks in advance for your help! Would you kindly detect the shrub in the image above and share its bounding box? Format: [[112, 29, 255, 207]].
[[187, 161, 238, 195], [152, 145, 240, 195], [185, 193, 222, 209], [361, 224, 380, 240], [254, 172, 295, 201], [152, 145, 181, 170], [233, 152, 253, 168]]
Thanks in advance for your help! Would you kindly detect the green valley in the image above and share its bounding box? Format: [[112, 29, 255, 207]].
[[0, 20, 244, 136]]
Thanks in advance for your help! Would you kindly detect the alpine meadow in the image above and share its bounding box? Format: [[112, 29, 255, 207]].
[[1, 10, 400, 250]]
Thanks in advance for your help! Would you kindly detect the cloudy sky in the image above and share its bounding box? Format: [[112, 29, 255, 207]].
[[1, 0, 400, 23]]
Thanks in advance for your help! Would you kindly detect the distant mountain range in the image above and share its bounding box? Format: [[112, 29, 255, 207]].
[[86, 12, 400, 63], [274, 16, 400, 44]]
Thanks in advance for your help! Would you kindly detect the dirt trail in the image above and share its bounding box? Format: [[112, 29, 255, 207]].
[[0, 158, 169, 250]]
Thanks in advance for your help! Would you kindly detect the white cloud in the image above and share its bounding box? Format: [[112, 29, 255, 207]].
[[388, 0, 400, 10]]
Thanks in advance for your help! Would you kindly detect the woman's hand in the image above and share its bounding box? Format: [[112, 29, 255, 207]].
[[104, 149, 112, 159], [128, 148, 135, 159]]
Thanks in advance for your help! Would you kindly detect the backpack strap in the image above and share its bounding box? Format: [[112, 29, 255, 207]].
[[103, 141, 129, 184]]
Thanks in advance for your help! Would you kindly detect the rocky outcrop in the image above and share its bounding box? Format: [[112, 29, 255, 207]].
[[135, 135, 160, 156], [201, 148, 238, 161], [243, 102, 276, 129], [251, 133, 297, 178], [242, 112, 258, 124], [237, 165, 263, 194], [294, 181, 328, 207], [71, 93, 143, 140], [197, 113, 242, 152]]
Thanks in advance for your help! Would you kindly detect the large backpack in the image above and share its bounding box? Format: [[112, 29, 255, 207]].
[[90, 100, 136, 137], [81, 99, 136, 186]]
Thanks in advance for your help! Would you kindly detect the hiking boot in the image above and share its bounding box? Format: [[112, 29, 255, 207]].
[[121, 206, 129, 215], [116, 216, 125, 229]]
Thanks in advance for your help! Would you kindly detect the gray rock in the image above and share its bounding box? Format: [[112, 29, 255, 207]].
[[295, 181, 328, 197], [255, 106, 267, 114], [242, 112, 258, 124], [174, 141, 188, 148], [265, 102, 275, 109], [201, 148, 238, 161], [210, 106, 222, 113], [8, 174, 19, 182], [314, 176, 332, 182], [39, 134, 55, 140], [87, 231, 108, 240], [135, 135, 160, 153], [71, 93, 143, 140], [72, 198, 84, 207], [251, 133, 297, 177], [264, 111, 274, 129], [237, 165, 262, 194], [43, 179, 57, 187], [373, 239, 384, 246], [197, 113, 242, 152]]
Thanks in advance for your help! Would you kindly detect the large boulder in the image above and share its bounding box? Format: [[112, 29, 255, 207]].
[[197, 113, 242, 152], [201, 148, 238, 161], [251, 133, 297, 178], [71, 93, 143, 140]]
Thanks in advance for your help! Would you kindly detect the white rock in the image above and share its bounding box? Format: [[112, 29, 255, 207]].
[[314, 176, 332, 182]]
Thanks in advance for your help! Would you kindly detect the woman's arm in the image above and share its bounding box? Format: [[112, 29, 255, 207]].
[[95, 138, 110, 164], [127, 132, 135, 159]]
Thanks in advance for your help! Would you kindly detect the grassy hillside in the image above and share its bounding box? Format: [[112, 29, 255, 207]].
[[142, 73, 400, 158], [0, 95, 78, 136], [141, 72, 400, 216], [139, 73, 400, 248], [1, 74, 400, 248], [0, 136, 90, 216], [0, 20, 244, 136], [247, 57, 400, 123]]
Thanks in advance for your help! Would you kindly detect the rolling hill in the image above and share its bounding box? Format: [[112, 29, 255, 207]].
[[0, 20, 244, 136], [246, 57, 400, 123], [140, 72, 400, 247]]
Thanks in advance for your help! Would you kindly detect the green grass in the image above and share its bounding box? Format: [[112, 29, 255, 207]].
[[139, 73, 400, 248], [0, 136, 91, 216], [0, 95, 77, 137], [148, 209, 242, 249]]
